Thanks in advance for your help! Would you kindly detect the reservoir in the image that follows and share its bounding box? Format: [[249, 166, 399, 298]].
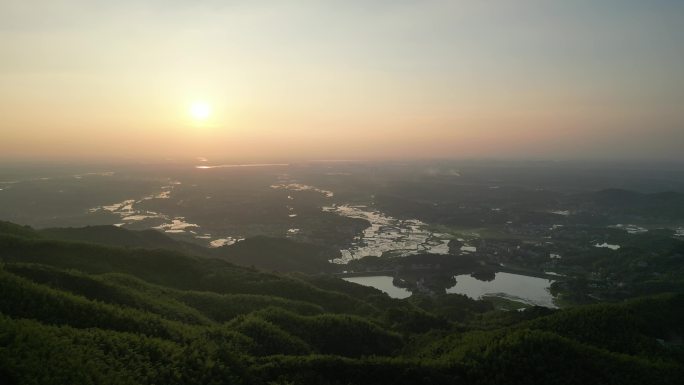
[[343, 272, 557, 308], [447, 272, 557, 308]]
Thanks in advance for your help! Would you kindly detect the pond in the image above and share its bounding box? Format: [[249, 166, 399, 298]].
[[342, 276, 412, 299]]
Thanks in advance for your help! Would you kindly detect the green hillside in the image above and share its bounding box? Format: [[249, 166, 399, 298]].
[[39, 225, 209, 256], [215, 236, 338, 274], [21, 222, 339, 274], [0, 222, 682, 384]]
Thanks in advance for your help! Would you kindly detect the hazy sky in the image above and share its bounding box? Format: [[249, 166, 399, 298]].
[[1, 1, 683, 162]]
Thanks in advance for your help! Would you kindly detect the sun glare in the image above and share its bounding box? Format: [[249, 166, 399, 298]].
[[189, 101, 211, 121]]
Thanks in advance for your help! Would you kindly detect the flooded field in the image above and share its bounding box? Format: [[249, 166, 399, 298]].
[[89, 180, 238, 247], [594, 242, 620, 250], [323, 204, 451, 263]]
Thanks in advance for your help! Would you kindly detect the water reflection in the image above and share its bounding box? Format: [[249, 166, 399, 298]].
[[342, 276, 412, 299], [447, 272, 556, 308], [342, 272, 556, 307], [271, 182, 334, 198], [324, 204, 451, 263], [594, 242, 620, 250]]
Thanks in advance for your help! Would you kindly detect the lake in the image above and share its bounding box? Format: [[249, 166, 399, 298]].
[[447, 272, 557, 308], [343, 272, 557, 308]]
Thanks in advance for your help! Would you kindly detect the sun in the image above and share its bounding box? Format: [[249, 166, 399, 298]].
[[189, 101, 212, 121]]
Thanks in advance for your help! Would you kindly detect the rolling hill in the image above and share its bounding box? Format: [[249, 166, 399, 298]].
[[0, 221, 682, 384]]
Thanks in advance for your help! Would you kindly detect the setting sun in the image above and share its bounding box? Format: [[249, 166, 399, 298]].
[[2, 2, 684, 383], [189, 101, 211, 121]]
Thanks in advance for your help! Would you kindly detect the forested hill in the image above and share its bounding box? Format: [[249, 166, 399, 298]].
[[4, 221, 337, 274], [0, 221, 683, 384]]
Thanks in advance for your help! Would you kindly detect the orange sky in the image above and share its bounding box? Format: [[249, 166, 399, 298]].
[[1, 1, 683, 162]]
